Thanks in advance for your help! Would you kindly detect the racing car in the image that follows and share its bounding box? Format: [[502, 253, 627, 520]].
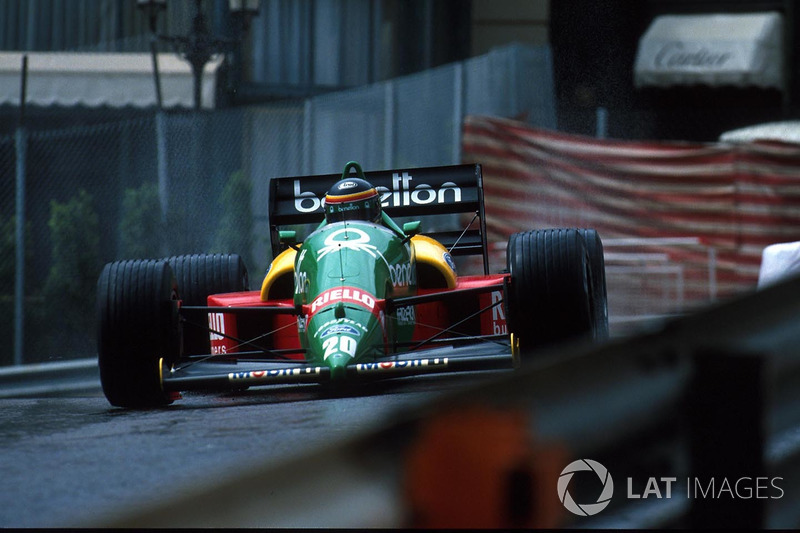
[[97, 161, 608, 408]]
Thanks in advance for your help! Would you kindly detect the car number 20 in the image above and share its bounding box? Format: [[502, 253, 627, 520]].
[[322, 335, 357, 360]]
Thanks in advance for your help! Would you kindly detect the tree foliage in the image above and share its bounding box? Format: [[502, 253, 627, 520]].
[[120, 182, 164, 259], [211, 170, 254, 271], [42, 190, 100, 354]]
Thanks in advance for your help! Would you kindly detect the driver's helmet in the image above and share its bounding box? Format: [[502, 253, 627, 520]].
[[324, 177, 382, 223]]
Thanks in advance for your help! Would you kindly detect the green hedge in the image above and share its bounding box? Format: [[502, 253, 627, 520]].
[[40, 189, 100, 358], [211, 170, 254, 271], [120, 182, 165, 259]]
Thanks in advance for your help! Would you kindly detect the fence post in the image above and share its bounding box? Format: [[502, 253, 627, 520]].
[[452, 62, 464, 165], [13, 54, 28, 366], [303, 99, 313, 175], [156, 111, 169, 222], [383, 80, 395, 168], [596, 107, 608, 139], [13, 126, 26, 366], [708, 247, 717, 302]]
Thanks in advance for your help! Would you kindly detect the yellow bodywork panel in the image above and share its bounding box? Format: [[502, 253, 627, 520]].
[[260, 247, 297, 301], [411, 234, 457, 289]]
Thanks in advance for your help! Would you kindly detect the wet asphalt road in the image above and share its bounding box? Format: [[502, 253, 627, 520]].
[[0, 374, 495, 528]]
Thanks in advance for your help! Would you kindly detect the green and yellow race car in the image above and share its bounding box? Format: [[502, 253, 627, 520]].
[[97, 161, 608, 408]]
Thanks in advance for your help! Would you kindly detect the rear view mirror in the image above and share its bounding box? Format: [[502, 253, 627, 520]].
[[403, 221, 421, 236], [279, 230, 297, 246]]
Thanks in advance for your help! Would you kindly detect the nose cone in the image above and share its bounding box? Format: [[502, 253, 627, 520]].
[[307, 308, 384, 380], [319, 319, 374, 381], [303, 286, 386, 378], [327, 351, 352, 381]]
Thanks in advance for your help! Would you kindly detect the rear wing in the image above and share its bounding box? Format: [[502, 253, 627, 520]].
[[268, 163, 489, 274]]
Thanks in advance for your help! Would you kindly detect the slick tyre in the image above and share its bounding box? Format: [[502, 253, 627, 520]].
[[577, 229, 609, 341], [164, 254, 249, 355], [505, 229, 593, 356], [97, 260, 180, 408]]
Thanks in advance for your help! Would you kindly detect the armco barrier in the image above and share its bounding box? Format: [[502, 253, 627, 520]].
[[91, 271, 800, 529], [0, 358, 99, 398]]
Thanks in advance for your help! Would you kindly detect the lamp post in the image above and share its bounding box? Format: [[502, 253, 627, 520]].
[[227, 0, 260, 96], [137, 0, 260, 110]]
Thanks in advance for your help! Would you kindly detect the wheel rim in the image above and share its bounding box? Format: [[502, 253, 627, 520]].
[[510, 333, 520, 368]]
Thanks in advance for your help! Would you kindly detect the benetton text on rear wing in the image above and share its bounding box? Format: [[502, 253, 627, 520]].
[[268, 163, 489, 273]]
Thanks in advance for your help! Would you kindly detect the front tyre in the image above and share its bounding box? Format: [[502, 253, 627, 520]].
[[505, 229, 594, 355], [97, 260, 180, 408], [578, 229, 609, 341]]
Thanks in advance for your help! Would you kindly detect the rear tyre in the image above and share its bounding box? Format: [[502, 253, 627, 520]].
[[578, 229, 609, 341], [505, 229, 593, 356], [97, 260, 180, 408], [164, 254, 249, 355]]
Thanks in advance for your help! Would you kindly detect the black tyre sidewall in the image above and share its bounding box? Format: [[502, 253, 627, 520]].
[[97, 260, 179, 408], [506, 229, 593, 353], [578, 229, 609, 340]]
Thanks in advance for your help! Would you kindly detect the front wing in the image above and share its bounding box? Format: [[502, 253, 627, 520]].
[[161, 342, 517, 394]]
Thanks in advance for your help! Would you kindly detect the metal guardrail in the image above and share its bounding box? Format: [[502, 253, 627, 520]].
[[0, 358, 99, 398], [87, 271, 800, 528]]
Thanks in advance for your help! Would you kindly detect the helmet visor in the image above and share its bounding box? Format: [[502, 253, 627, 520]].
[[325, 197, 381, 223]]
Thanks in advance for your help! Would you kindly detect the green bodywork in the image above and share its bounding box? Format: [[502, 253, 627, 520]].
[[294, 219, 417, 380]]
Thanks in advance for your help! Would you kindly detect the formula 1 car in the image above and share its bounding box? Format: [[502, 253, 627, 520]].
[[97, 161, 608, 408]]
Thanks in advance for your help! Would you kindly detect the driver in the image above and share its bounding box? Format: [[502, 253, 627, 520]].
[[323, 177, 382, 224]]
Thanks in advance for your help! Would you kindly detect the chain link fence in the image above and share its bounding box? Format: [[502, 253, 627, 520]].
[[0, 43, 554, 365], [2, 41, 753, 366]]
